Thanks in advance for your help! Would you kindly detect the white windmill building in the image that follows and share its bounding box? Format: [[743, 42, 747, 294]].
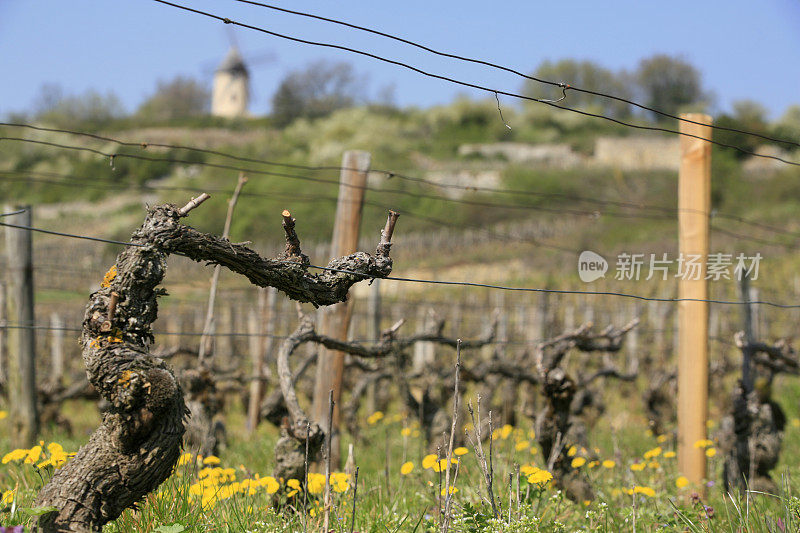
[[211, 47, 250, 118]]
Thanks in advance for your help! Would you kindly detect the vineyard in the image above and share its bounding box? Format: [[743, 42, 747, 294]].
[[3, 2, 800, 532]]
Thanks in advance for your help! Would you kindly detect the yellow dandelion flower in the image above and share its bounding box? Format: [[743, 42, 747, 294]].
[[0, 411, 7, 420], [400, 462, 414, 475], [401, 427, 412, 437], [2, 449, 29, 464], [515, 441, 530, 451], [527, 469, 553, 485], [583, 500, 591, 506], [675, 476, 689, 488], [588, 460, 599, 468], [633, 486, 656, 497], [657, 434, 668, 443], [647, 461, 660, 469], [307, 473, 325, 494], [203, 456, 221, 465], [602, 460, 616, 469], [567, 445, 577, 457], [693, 439, 713, 448], [440, 486, 459, 496], [422, 454, 438, 470], [663, 451, 676, 458], [630, 463, 645, 472], [643, 447, 662, 459], [287, 479, 301, 490], [1, 489, 15, 505], [177, 453, 193, 466], [367, 411, 384, 425], [571, 457, 586, 468], [454, 447, 469, 456], [287, 489, 299, 498], [24, 445, 43, 464], [520, 465, 537, 475], [705, 447, 717, 457], [500, 424, 513, 440]]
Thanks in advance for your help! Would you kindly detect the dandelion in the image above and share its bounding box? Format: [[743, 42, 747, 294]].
[[422, 454, 438, 470], [526, 468, 553, 485], [630, 463, 645, 472], [177, 453, 193, 466], [500, 424, 513, 440], [330, 472, 350, 493], [401, 427, 412, 437], [367, 411, 384, 425], [657, 434, 668, 443], [440, 486, 459, 496], [0, 411, 7, 420], [588, 461, 599, 468], [400, 462, 414, 475], [705, 447, 717, 457], [643, 446, 662, 459], [2, 449, 29, 464], [24, 445, 43, 464], [693, 439, 713, 448], [633, 486, 656, 497], [1, 489, 15, 505], [647, 461, 660, 469], [307, 473, 325, 494], [203, 456, 221, 465], [675, 476, 689, 489], [567, 445, 577, 457], [453, 447, 469, 456], [663, 451, 676, 458], [571, 457, 586, 468], [602, 460, 616, 469]]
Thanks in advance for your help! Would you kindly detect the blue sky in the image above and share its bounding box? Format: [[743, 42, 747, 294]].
[[1, 0, 799, 119]]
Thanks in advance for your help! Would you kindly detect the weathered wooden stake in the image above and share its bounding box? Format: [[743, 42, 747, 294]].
[[246, 287, 277, 433], [4, 205, 39, 446], [677, 113, 712, 485], [311, 150, 370, 467]]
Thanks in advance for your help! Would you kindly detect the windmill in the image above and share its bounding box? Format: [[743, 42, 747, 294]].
[[209, 28, 276, 118]]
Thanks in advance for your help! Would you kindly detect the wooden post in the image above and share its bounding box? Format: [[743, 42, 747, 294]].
[[247, 287, 277, 433], [311, 150, 370, 467], [50, 313, 65, 388], [677, 113, 712, 485], [4, 205, 39, 446]]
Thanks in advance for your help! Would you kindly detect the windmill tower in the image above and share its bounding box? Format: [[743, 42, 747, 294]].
[[212, 47, 250, 118]]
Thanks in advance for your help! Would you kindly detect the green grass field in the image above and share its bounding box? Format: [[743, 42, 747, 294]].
[[3, 377, 800, 532]]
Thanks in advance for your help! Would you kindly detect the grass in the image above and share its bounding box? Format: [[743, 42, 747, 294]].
[[3, 376, 800, 531]]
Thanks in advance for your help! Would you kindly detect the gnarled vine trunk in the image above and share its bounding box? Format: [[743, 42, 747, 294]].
[[34, 200, 396, 532]]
